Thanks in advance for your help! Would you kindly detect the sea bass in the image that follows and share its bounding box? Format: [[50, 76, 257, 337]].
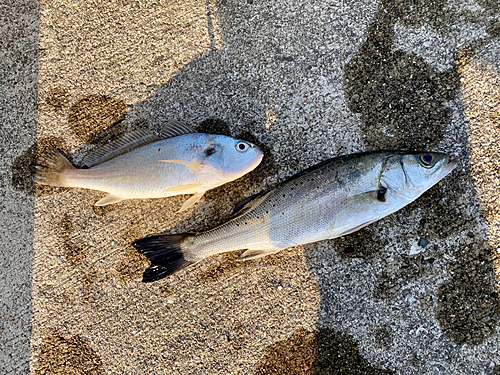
[[133, 151, 456, 281], [34, 122, 263, 211]]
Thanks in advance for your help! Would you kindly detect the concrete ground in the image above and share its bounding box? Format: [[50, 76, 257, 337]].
[[1, 0, 500, 374]]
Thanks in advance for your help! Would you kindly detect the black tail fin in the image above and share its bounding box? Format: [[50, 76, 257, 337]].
[[132, 234, 195, 282]]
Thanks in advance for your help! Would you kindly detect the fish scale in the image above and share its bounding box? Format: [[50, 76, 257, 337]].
[[66, 139, 201, 196], [190, 153, 383, 260]]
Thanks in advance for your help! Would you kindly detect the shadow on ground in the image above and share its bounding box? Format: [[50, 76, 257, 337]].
[[18, 0, 500, 372], [1, 1, 39, 373], [337, 0, 499, 348], [254, 327, 393, 375]]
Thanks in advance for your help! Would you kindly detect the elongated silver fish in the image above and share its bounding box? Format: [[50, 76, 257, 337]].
[[34, 122, 263, 211], [133, 151, 456, 282]]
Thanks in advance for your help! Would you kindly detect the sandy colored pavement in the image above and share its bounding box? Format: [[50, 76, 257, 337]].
[[2, 0, 500, 374]]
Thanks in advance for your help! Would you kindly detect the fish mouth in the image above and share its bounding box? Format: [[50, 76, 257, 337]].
[[248, 152, 264, 171], [440, 158, 458, 179]]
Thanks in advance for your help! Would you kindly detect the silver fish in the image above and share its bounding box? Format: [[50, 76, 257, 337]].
[[34, 122, 264, 211], [133, 151, 456, 281]]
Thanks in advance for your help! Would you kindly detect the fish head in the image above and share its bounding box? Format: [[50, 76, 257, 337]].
[[199, 135, 264, 183], [380, 152, 457, 201]]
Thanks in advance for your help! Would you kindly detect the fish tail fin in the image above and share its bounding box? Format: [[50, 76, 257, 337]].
[[34, 150, 75, 187], [132, 234, 196, 282]]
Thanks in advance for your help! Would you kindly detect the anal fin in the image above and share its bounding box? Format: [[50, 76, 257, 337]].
[[95, 194, 125, 206], [178, 192, 205, 212], [238, 249, 280, 261]]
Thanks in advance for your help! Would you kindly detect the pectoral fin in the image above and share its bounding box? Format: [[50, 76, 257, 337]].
[[178, 192, 205, 212], [95, 194, 125, 206], [160, 160, 202, 173], [238, 249, 281, 261]]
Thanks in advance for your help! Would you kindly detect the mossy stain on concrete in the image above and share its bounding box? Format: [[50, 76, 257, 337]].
[[34, 331, 104, 375], [255, 327, 393, 375]]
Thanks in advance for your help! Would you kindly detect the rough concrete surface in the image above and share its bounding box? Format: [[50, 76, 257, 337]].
[[1, 0, 500, 374]]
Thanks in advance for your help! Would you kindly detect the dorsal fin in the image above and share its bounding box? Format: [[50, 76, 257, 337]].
[[159, 120, 195, 139], [231, 190, 272, 218], [82, 129, 159, 167]]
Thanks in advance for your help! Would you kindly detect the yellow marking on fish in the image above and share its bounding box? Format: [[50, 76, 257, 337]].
[[160, 159, 202, 173], [162, 184, 200, 193]]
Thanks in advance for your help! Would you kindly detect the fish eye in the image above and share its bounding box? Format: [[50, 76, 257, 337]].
[[419, 153, 434, 168], [235, 142, 250, 153]]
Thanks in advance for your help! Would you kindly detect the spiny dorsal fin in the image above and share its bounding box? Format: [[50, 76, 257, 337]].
[[159, 120, 195, 139], [231, 190, 272, 218], [83, 129, 159, 167]]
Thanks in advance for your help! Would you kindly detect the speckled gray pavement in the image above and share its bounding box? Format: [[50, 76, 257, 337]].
[[2, 0, 500, 374]]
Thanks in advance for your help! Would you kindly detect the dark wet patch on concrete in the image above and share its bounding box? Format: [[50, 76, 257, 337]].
[[226, 320, 248, 352], [254, 327, 393, 375], [34, 330, 104, 375], [374, 253, 436, 299], [436, 240, 499, 345], [85, 119, 130, 148], [11, 136, 69, 196], [343, 5, 460, 150], [67, 94, 127, 143], [196, 251, 251, 283], [474, 0, 500, 37], [411, 170, 472, 239], [195, 117, 233, 136], [91, 203, 115, 216], [60, 213, 87, 267], [81, 269, 101, 304], [486, 20, 500, 38], [374, 326, 392, 349], [341, 2, 500, 349], [381, 0, 448, 30], [377, 0, 499, 39], [45, 87, 71, 111], [330, 225, 386, 261], [158, 285, 173, 297]]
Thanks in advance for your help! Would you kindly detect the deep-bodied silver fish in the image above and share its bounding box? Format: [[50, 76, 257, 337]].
[[133, 151, 456, 281], [34, 122, 263, 211]]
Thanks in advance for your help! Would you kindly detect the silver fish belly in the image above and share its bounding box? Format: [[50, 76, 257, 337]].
[[133, 151, 457, 282]]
